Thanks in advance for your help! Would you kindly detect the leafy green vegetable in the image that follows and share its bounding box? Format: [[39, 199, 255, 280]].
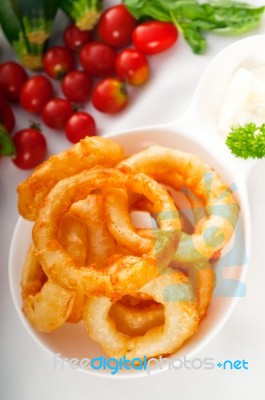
[[0, 0, 60, 70], [0, 126, 16, 157], [123, 0, 265, 53], [226, 123, 265, 159], [59, 0, 103, 30], [14, 0, 60, 44]]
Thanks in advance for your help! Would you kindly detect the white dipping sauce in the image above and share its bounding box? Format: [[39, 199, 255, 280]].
[[218, 66, 265, 137]]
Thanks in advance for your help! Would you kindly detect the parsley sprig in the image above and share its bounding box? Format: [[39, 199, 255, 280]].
[[226, 123, 265, 159]]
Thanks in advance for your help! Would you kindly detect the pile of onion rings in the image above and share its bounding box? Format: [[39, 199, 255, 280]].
[[18, 137, 239, 360]]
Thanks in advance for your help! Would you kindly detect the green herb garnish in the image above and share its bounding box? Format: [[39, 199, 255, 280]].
[[0, 126, 16, 157], [226, 123, 265, 159]]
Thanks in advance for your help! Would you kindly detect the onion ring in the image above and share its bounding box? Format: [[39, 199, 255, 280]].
[[83, 271, 199, 359], [191, 262, 215, 319], [33, 168, 181, 297], [115, 146, 239, 261], [66, 194, 116, 321], [67, 292, 86, 324], [109, 298, 164, 336], [172, 261, 215, 319], [67, 194, 119, 321], [21, 208, 91, 329], [104, 188, 152, 255], [21, 246, 75, 332], [70, 194, 115, 265], [59, 212, 88, 266], [17, 137, 125, 221], [59, 212, 88, 322]]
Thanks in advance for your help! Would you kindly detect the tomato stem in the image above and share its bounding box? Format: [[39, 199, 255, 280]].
[[29, 121, 41, 131], [120, 82, 128, 96], [72, 103, 79, 113]]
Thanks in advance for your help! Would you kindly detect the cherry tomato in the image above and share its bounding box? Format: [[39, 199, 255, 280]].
[[98, 5, 137, 48], [64, 24, 93, 51], [43, 46, 75, 79], [79, 42, 116, 77], [115, 48, 149, 86], [61, 70, 92, 104], [0, 61, 28, 102], [41, 98, 74, 130], [19, 75, 54, 114], [133, 21, 178, 55], [65, 112, 96, 143], [0, 94, 15, 132], [12, 128, 47, 170], [92, 78, 128, 113]]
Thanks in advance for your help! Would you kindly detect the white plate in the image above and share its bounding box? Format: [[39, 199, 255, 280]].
[[9, 34, 265, 378]]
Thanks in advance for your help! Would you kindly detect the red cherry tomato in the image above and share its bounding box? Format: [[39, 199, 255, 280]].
[[43, 46, 75, 79], [64, 24, 93, 51], [115, 48, 149, 86], [41, 98, 74, 130], [19, 75, 54, 114], [92, 78, 128, 114], [0, 61, 28, 102], [98, 5, 137, 48], [65, 112, 96, 143], [133, 21, 178, 55], [12, 128, 47, 170], [61, 70, 92, 104], [0, 94, 15, 132], [79, 42, 116, 77]]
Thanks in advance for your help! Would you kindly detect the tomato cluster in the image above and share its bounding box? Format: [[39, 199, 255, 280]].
[[0, 4, 178, 169]]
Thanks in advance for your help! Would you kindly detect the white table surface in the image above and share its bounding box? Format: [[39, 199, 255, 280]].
[[1, 1, 265, 399]]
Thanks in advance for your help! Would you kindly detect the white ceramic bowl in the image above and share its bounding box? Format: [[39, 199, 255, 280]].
[[9, 34, 265, 378]]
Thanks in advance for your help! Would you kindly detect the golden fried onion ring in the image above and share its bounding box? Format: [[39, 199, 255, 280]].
[[191, 262, 215, 319], [66, 194, 117, 321], [83, 271, 199, 359], [70, 194, 115, 265], [104, 188, 152, 255], [59, 212, 88, 266], [33, 168, 181, 297], [21, 209, 91, 330], [58, 212, 88, 323], [21, 246, 75, 332], [17, 136, 125, 221], [66, 292, 86, 324], [114, 145, 239, 261], [172, 261, 215, 319], [109, 298, 164, 336]]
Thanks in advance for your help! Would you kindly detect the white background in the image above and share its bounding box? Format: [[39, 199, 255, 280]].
[[1, 1, 265, 399]]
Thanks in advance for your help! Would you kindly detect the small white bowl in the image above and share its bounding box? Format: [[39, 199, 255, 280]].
[[10, 34, 264, 378]]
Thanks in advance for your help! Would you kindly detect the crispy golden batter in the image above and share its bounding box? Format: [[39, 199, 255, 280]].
[[71, 194, 115, 265], [117, 146, 239, 261], [17, 137, 238, 360], [21, 246, 75, 332], [17, 137, 125, 221], [83, 271, 199, 360], [171, 261, 215, 319], [32, 168, 181, 297], [104, 188, 153, 255], [59, 213, 88, 266], [109, 299, 164, 336]]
